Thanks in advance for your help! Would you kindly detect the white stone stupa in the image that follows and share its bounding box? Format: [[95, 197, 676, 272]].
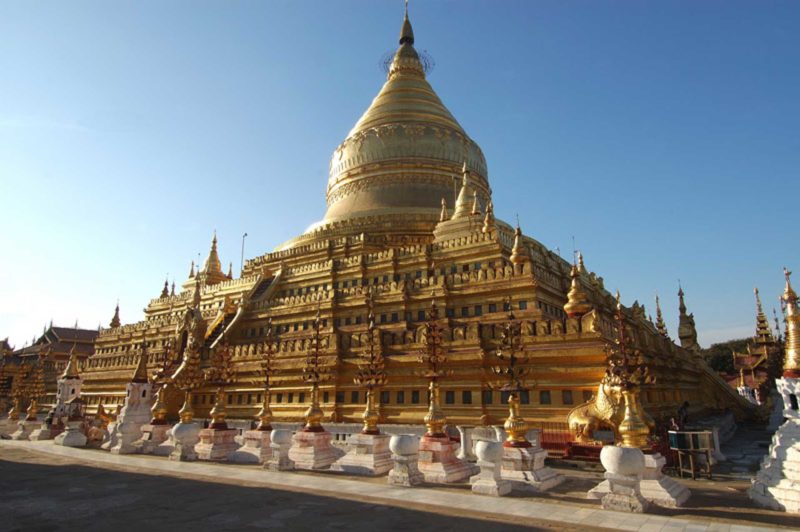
[[749, 268, 800, 514]]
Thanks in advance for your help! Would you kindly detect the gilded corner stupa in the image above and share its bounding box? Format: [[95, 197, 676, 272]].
[[77, 9, 752, 442]]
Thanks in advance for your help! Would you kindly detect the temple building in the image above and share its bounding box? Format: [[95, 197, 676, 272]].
[[76, 10, 752, 441], [721, 289, 783, 405], [0, 325, 96, 414]]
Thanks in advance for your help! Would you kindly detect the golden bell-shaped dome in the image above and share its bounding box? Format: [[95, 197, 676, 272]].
[[309, 10, 489, 240]]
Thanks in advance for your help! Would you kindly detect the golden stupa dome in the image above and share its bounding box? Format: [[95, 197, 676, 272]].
[[303, 10, 489, 241]]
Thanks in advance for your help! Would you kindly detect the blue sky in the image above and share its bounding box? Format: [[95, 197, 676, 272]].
[[0, 0, 797, 348]]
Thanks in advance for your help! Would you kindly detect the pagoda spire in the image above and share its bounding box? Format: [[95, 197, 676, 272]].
[[654, 294, 668, 337], [132, 338, 149, 383], [509, 220, 529, 265], [203, 231, 223, 275], [192, 274, 202, 308], [110, 302, 121, 328], [399, 0, 414, 45], [564, 261, 592, 318], [387, 1, 424, 80], [782, 267, 799, 376], [61, 347, 80, 379], [677, 283, 700, 353], [452, 162, 473, 219], [188, 260, 195, 279], [470, 189, 481, 216], [160, 277, 169, 298], [482, 200, 495, 234], [227, 262, 233, 280], [170, 281, 175, 297], [439, 198, 449, 222], [753, 287, 774, 346]]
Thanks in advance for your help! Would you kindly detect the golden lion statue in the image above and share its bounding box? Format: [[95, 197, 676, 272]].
[[567, 376, 624, 443]]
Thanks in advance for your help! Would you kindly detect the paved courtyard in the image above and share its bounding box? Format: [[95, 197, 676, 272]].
[[0, 445, 582, 532], [0, 422, 797, 532]]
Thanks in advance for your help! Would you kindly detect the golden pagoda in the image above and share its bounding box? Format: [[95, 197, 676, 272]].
[[78, 9, 753, 446]]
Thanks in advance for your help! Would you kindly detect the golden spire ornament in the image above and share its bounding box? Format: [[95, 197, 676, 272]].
[[301, 309, 330, 432], [564, 262, 592, 318], [149, 338, 179, 425], [254, 318, 277, 431], [452, 162, 473, 219], [418, 295, 451, 437], [439, 197, 448, 222], [482, 200, 495, 234], [110, 302, 121, 328], [354, 292, 388, 435], [510, 221, 529, 265], [782, 267, 800, 377], [204, 339, 235, 430], [490, 302, 532, 447], [605, 291, 655, 449], [654, 294, 668, 337]]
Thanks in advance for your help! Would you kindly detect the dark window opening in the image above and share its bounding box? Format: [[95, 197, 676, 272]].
[[462, 391, 472, 404], [482, 390, 493, 405], [539, 390, 551, 405], [562, 390, 574, 405]]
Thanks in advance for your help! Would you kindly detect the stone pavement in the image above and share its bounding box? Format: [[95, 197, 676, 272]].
[[1, 440, 797, 531]]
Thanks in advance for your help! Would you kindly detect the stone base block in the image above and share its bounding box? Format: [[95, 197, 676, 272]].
[[29, 424, 59, 441], [598, 472, 650, 514], [132, 423, 172, 455], [471, 477, 512, 496], [749, 419, 800, 514], [501, 445, 565, 493], [168, 421, 201, 462], [109, 420, 149, 455], [590, 453, 690, 508], [470, 462, 512, 496], [11, 420, 39, 441], [388, 455, 425, 487], [54, 423, 87, 448], [601, 491, 650, 513], [331, 433, 393, 476], [418, 435, 477, 483], [229, 430, 272, 464], [288, 430, 340, 470], [196, 428, 240, 462]]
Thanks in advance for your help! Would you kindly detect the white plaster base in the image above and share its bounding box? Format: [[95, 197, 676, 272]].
[[418, 435, 477, 483], [195, 428, 240, 462], [10, 420, 39, 441], [589, 453, 689, 508], [132, 423, 172, 455], [388, 454, 424, 487], [501, 445, 564, 493], [600, 472, 650, 513], [29, 423, 59, 441], [750, 418, 800, 513], [109, 418, 149, 455], [265, 433, 294, 471], [168, 421, 200, 462], [288, 430, 340, 470], [229, 430, 272, 464], [331, 433, 393, 476], [470, 458, 511, 496], [53, 422, 87, 448]]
